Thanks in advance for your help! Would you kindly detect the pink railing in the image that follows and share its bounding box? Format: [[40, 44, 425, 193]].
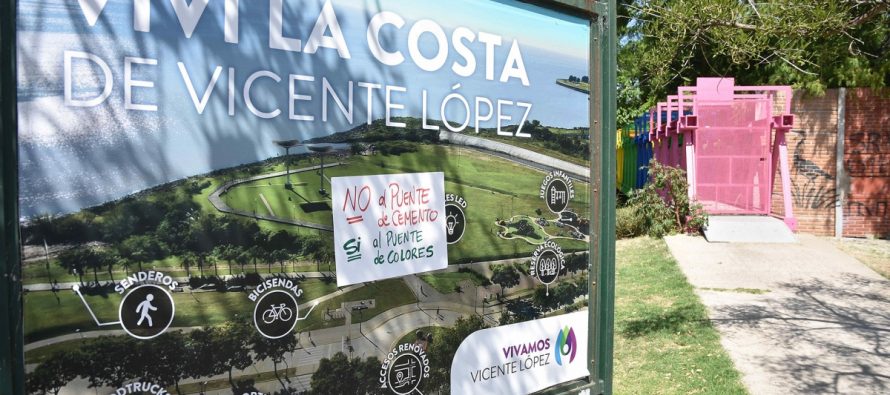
[[648, 77, 797, 231]]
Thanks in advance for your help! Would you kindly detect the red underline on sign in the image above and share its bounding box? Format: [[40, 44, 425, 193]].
[[347, 216, 363, 224]]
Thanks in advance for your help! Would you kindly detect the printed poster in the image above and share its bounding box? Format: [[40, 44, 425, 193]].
[[451, 311, 590, 394], [16, 0, 593, 394], [332, 172, 448, 286]]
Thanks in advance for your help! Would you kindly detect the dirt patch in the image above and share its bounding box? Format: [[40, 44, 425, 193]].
[[832, 237, 890, 279]]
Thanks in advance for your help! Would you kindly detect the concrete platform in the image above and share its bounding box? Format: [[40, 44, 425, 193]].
[[704, 215, 796, 243]]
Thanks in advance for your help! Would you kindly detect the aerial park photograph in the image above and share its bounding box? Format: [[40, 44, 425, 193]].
[[9, 0, 886, 394], [12, 0, 597, 394]]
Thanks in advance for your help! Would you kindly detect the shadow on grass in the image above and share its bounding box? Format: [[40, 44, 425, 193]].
[[300, 202, 332, 213], [619, 304, 709, 339]]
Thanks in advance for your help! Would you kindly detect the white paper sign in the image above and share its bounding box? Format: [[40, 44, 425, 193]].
[[332, 172, 447, 287], [451, 311, 590, 395]]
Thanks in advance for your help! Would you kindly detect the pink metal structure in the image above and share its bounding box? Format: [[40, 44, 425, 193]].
[[650, 78, 797, 231]]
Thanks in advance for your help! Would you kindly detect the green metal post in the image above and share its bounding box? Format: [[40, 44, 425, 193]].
[[596, 1, 617, 393], [520, 2, 616, 394], [1, 0, 25, 393]]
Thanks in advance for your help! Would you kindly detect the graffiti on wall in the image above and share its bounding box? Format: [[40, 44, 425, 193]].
[[845, 130, 890, 177], [845, 130, 889, 224], [791, 130, 837, 210], [845, 199, 888, 219]]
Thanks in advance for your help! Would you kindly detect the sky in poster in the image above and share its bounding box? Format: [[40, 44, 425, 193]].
[[16, 0, 590, 216]]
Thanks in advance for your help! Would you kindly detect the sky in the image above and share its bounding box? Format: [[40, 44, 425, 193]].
[[341, 0, 590, 58]]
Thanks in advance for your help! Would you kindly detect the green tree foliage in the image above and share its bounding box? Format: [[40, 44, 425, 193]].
[[23, 213, 100, 244], [618, 0, 889, 124], [186, 327, 227, 384], [423, 315, 487, 393], [564, 252, 589, 274], [251, 333, 298, 392], [26, 349, 80, 395], [623, 160, 708, 238], [325, 118, 440, 144], [512, 120, 591, 160], [218, 319, 255, 387], [532, 278, 588, 312], [141, 332, 190, 394], [303, 235, 334, 272], [374, 140, 420, 156], [489, 264, 520, 296], [57, 246, 112, 285], [350, 142, 365, 155], [310, 353, 385, 395], [117, 235, 166, 272]]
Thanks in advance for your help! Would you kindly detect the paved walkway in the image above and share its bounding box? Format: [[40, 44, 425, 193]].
[[439, 131, 589, 182], [665, 234, 890, 395], [208, 163, 342, 232], [23, 271, 335, 291]]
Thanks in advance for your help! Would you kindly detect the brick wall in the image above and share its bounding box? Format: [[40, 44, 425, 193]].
[[843, 88, 890, 238], [768, 88, 890, 237], [771, 90, 839, 236]]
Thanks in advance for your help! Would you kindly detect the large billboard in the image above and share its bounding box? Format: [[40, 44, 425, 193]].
[[17, 0, 592, 394]]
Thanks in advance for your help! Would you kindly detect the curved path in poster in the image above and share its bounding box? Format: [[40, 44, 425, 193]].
[[26, 139, 593, 393], [438, 131, 590, 182], [207, 163, 343, 232], [24, 258, 590, 394]]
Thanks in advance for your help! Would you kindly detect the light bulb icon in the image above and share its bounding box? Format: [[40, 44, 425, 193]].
[[446, 213, 459, 236]]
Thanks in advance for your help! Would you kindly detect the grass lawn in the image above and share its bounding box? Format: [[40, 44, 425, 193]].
[[225, 145, 590, 264], [480, 134, 589, 167], [24, 279, 412, 357], [299, 278, 417, 331], [23, 144, 588, 286], [22, 256, 323, 285], [556, 79, 590, 93], [396, 325, 447, 345], [419, 271, 486, 294], [501, 217, 548, 242], [24, 338, 85, 364], [23, 279, 338, 343], [614, 237, 747, 395], [548, 127, 586, 136]]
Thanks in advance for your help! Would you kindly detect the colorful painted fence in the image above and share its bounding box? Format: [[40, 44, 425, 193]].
[[615, 115, 653, 194], [621, 78, 797, 230]]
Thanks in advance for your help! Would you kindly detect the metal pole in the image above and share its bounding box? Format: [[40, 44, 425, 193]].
[[835, 88, 846, 238], [285, 147, 292, 187], [590, 1, 616, 394], [319, 154, 326, 195], [1, 0, 25, 392], [600, 2, 618, 392]]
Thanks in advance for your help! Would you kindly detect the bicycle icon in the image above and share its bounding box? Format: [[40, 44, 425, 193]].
[[252, 290, 318, 339], [262, 303, 294, 324]]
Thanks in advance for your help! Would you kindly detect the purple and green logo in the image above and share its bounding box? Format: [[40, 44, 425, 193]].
[[554, 326, 577, 366]]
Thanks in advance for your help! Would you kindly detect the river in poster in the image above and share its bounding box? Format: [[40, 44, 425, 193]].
[[17, 0, 592, 394]]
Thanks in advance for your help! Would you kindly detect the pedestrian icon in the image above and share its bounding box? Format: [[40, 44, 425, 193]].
[[119, 284, 175, 340], [136, 294, 158, 327]]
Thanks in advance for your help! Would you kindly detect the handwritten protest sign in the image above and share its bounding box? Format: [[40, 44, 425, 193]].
[[332, 172, 447, 286]]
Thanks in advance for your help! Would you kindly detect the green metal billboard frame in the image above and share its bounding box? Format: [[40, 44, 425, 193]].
[[0, 1, 616, 394], [1, 0, 25, 393]]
